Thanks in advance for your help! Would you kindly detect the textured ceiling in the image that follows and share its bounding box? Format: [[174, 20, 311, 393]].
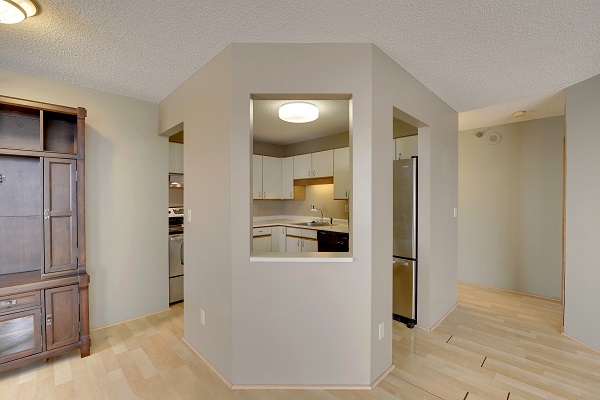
[[1, 1, 599, 123], [253, 100, 349, 145]]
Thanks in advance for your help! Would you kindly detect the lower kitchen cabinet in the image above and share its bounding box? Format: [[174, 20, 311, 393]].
[[252, 227, 272, 252], [285, 227, 318, 252], [271, 226, 286, 252]]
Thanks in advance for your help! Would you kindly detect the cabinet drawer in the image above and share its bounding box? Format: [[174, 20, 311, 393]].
[[302, 229, 318, 240], [253, 227, 272, 237], [0, 291, 41, 315], [286, 227, 302, 237]]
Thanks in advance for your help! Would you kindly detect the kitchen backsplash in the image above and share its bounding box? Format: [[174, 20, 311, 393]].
[[253, 184, 348, 219]]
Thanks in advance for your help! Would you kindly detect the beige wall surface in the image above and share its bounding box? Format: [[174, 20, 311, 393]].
[[253, 184, 348, 220], [564, 74, 600, 350], [159, 47, 235, 378], [371, 47, 458, 380], [231, 43, 373, 385], [158, 43, 458, 386], [1, 68, 166, 329], [458, 117, 563, 299]]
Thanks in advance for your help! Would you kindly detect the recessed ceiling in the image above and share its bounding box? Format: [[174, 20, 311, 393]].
[[253, 100, 349, 145], [1, 0, 599, 121]]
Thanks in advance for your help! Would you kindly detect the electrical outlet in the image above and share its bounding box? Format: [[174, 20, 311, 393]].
[[200, 309, 205, 325], [187, 209, 192, 222], [378, 322, 384, 340], [254, 204, 258, 211], [345, 204, 349, 213]]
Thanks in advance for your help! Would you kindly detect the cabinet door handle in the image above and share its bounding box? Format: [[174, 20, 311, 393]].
[[297, 239, 300, 247], [312, 170, 315, 177], [263, 191, 266, 198], [180, 243, 184, 266], [308, 170, 311, 177], [290, 191, 292, 198], [301, 240, 304, 248], [46, 314, 53, 326]]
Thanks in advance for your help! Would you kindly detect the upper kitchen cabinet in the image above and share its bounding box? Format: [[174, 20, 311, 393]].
[[293, 150, 333, 179], [253, 155, 282, 199], [262, 156, 282, 199], [293, 153, 311, 179], [311, 150, 333, 178], [281, 157, 294, 199], [333, 147, 349, 199], [169, 142, 184, 173]]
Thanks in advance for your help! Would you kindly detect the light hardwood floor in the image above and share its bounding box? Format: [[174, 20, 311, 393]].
[[1, 283, 599, 399]]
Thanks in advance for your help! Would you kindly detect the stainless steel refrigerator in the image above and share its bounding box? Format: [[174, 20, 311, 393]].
[[393, 157, 417, 328]]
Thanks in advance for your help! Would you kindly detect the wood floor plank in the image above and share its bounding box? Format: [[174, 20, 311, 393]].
[[2, 283, 600, 400]]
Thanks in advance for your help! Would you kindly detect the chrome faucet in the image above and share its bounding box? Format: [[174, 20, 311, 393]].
[[310, 204, 323, 222]]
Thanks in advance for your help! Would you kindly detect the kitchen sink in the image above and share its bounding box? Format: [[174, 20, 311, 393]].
[[293, 221, 332, 227]]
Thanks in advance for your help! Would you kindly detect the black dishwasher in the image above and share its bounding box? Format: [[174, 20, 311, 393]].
[[317, 230, 349, 252]]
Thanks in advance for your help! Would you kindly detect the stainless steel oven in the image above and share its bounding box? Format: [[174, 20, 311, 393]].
[[168, 208, 184, 303]]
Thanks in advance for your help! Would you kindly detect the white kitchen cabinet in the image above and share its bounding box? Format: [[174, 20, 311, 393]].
[[271, 226, 286, 252], [293, 153, 312, 179], [293, 150, 333, 179], [253, 155, 263, 199], [301, 238, 318, 252], [394, 136, 418, 160], [286, 227, 318, 252], [286, 236, 301, 252], [281, 157, 294, 199], [311, 150, 333, 178], [333, 147, 349, 199], [253, 227, 272, 252], [169, 143, 184, 174], [253, 236, 272, 252], [262, 156, 282, 199]]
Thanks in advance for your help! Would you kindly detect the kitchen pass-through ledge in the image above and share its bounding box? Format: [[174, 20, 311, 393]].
[[250, 252, 353, 262]]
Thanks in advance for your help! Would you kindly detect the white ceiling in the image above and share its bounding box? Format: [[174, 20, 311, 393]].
[[253, 100, 349, 145], [1, 1, 598, 128]]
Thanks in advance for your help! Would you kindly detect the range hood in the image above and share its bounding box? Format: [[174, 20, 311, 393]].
[[169, 174, 183, 188]]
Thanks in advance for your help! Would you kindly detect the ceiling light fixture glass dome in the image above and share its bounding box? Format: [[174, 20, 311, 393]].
[[0, 0, 37, 24], [278, 102, 319, 123]]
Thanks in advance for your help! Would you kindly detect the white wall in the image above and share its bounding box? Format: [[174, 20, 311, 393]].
[[1, 68, 167, 329], [158, 43, 458, 386], [458, 117, 563, 299], [371, 46, 458, 370], [231, 43, 373, 385], [564, 74, 600, 350], [159, 47, 235, 378]]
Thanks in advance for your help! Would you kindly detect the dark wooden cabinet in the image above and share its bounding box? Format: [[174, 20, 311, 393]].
[[45, 285, 79, 351], [0, 95, 90, 373], [44, 158, 78, 275]]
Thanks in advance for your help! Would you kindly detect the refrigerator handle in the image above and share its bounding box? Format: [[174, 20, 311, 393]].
[[393, 258, 409, 266]]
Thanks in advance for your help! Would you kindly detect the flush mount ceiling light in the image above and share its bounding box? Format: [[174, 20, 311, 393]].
[[0, 0, 37, 24], [278, 102, 319, 123], [512, 110, 526, 118]]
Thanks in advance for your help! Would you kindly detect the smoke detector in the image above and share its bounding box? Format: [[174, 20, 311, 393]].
[[486, 132, 502, 145]]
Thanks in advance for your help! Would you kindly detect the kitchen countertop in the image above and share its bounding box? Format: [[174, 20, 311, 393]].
[[253, 217, 349, 234]]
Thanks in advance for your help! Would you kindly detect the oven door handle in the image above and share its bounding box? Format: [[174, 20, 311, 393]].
[[180, 243, 184, 266]]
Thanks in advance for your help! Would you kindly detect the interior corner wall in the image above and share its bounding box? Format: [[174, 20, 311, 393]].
[[458, 117, 563, 299], [0, 68, 166, 329], [230, 43, 374, 385], [158, 47, 234, 379], [371, 46, 458, 347], [564, 74, 600, 350]]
